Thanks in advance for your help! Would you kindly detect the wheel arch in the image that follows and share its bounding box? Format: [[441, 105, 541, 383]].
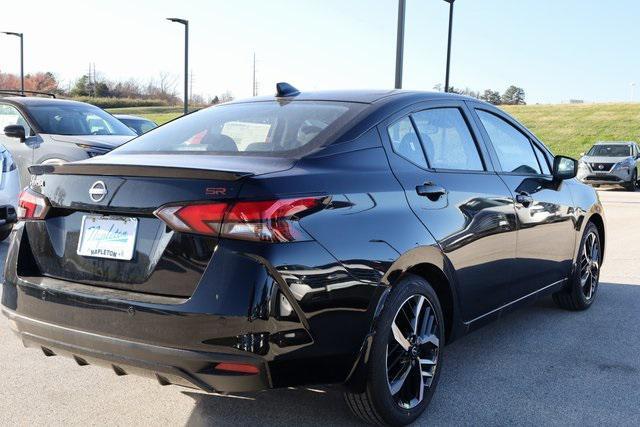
[[393, 264, 455, 345], [587, 212, 605, 262], [344, 247, 463, 392]]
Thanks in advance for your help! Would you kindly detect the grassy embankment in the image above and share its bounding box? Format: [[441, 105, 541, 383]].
[[108, 103, 640, 159], [504, 103, 640, 157]]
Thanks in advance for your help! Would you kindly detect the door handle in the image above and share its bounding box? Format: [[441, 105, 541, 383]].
[[416, 181, 447, 201], [516, 191, 533, 207]]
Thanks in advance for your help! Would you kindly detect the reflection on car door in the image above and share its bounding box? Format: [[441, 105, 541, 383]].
[[469, 103, 576, 299], [380, 101, 518, 322]]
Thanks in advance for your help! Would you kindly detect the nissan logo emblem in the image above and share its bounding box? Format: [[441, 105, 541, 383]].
[[89, 181, 107, 202], [598, 164, 604, 170]]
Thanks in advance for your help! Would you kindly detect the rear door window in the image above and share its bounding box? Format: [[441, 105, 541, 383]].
[[387, 117, 429, 168], [412, 108, 484, 171]]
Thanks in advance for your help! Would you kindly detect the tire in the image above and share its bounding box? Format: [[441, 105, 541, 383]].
[[553, 222, 602, 311], [0, 228, 11, 242], [624, 171, 637, 191], [344, 274, 444, 426]]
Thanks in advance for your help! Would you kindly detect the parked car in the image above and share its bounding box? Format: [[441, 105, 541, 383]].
[[0, 144, 18, 241], [2, 85, 605, 426], [114, 114, 157, 135], [0, 95, 136, 188], [577, 141, 640, 191]]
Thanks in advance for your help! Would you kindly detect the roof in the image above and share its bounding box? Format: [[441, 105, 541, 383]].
[[0, 96, 96, 107], [231, 89, 472, 105], [594, 141, 636, 145]]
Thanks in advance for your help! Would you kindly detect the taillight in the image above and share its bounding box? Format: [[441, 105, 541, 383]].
[[155, 203, 227, 236], [17, 188, 50, 220], [154, 197, 324, 242]]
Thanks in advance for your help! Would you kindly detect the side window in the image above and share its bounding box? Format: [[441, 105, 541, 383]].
[[476, 110, 541, 174], [412, 108, 484, 171], [0, 104, 31, 136], [387, 117, 428, 168], [532, 143, 551, 175]]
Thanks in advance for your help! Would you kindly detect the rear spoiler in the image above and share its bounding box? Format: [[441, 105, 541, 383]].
[[28, 163, 253, 181]]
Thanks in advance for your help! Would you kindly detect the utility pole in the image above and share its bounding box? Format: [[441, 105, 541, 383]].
[[394, 0, 406, 89], [190, 69, 194, 104], [444, 0, 455, 92], [88, 63, 92, 96], [167, 18, 189, 114], [252, 52, 257, 96], [1, 32, 24, 94]]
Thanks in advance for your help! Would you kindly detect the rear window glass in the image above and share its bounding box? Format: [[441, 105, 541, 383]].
[[28, 104, 134, 136], [114, 101, 367, 157]]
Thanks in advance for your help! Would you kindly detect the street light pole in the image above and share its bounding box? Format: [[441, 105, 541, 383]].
[[166, 18, 189, 115], [395, 0, 406, 89], [2, 32, 24, 94], [443, 0, 455, 93]]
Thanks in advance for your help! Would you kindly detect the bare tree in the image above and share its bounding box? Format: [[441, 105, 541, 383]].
[[145, 72, 178, 102], [219, 91, 234, 103]]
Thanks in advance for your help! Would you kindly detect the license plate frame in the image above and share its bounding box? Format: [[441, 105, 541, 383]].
[[77, 215, 138, 261]]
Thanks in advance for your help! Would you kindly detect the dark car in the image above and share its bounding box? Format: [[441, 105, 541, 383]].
[[0, 95, 136, 187], [113, 114, 158, 135], [1, 85, 605, 426]]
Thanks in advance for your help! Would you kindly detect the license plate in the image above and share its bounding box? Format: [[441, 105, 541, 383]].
[[77, 215, 138, 260]]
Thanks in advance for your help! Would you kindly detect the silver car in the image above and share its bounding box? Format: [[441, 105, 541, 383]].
[[577, 141, 640, 191], [0, 96, 136, 188]]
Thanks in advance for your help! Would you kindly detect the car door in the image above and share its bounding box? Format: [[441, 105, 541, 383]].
[[468, 103, 576, 299], [380, 100, 518, 321], [0, 103, 35, 187]]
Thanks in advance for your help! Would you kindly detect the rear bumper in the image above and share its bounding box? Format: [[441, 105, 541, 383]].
[[2, 223, 381, 391], [2, 307, 270, 392]]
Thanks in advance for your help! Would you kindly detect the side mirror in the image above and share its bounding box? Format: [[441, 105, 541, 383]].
[[4, 125, 26, 142], [553, 155, 578, 181]]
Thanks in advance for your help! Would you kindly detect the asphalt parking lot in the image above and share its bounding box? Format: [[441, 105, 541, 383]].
[[0, 189, 639, 426]]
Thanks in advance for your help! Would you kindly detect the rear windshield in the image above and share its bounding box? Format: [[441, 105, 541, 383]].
[[113, 100, 367, 157], [119, 118, 157, 135], [587, 144, 631, 157], [29, 104, 135, 136]]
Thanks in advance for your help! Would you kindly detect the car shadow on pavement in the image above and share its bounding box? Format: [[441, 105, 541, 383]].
[[183, 385, 361, 426], [183, 282, 640, 426]]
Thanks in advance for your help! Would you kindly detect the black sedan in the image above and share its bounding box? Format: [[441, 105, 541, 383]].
[[1, 84, 604, 426], [113, 114, 158, 135]]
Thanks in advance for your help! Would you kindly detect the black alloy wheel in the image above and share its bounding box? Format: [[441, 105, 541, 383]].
[[344, 275, 444, 426]]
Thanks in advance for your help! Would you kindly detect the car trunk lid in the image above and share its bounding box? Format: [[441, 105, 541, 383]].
[[24, 154, 294, 297]]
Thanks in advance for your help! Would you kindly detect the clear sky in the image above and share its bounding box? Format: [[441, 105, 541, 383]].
[[1, 0, 639, 104]]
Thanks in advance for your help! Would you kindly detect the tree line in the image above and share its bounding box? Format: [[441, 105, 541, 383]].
[[434, 84, 526, 105], [1, 69, 524, 107], [0, 70, 234, 106]]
